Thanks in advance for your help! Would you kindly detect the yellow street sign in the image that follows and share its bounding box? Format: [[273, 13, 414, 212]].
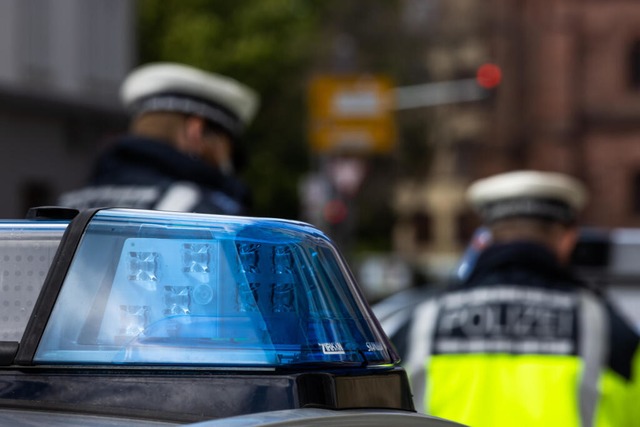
[[308, 75, 396, 154]]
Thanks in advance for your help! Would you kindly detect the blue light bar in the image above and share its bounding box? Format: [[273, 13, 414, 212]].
[[35, 209, 396, 368]]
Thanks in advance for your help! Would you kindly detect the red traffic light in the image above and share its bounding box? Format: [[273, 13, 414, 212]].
[[323, 199, 349, 225], [476, 63, 502, 89]]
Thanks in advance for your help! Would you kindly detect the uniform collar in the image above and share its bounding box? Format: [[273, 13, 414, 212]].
[[463, 241, 579, 286], [104, 135, 232, 187]]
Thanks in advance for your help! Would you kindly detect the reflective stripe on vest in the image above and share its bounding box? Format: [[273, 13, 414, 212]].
[[578, 289, 609, 427], [405, 298, 439, 413], [154, 182, 201, 212]]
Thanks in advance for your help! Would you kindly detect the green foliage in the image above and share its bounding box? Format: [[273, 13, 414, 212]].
[[140, 0, 318, 87]]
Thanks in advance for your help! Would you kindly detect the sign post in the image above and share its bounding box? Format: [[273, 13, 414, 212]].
[[306, 74, 396, 255]]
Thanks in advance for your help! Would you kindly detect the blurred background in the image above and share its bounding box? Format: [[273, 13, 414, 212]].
[[1, 0, 640, 302]]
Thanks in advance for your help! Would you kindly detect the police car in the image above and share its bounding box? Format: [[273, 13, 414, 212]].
[[0, 207, 461, 427]]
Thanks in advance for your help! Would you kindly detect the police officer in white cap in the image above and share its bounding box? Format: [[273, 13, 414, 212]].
[[466, 170, 588, 264], [58, 62, 259, 214], [397, 170, 640, 427]]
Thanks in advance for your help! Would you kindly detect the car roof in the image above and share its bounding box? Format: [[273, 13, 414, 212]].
[[0, 407, 179, 427]]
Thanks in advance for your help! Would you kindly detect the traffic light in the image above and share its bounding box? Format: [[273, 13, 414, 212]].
[[323, 198, 349, 225], [476, 63, 502, 90]]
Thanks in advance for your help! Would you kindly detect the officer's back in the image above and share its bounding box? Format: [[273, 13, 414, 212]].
[[58, 63, 259, 215], [402, 170, 640, 427]]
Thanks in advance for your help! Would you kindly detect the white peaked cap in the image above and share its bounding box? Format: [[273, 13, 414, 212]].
[[120, 62, 259, 137], [467, 170, 589, 223]]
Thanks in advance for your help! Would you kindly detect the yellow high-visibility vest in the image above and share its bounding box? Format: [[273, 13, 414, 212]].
[[404, 287, 640, 427]]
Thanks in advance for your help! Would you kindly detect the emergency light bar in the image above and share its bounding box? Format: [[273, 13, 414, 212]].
[[31, 209, 396, 368], [0, 221, 66, 342]]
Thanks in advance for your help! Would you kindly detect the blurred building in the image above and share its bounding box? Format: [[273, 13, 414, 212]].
[[485, 0, 640, 228], [0, 0, 133, 217], [393, 0, 640, 280]]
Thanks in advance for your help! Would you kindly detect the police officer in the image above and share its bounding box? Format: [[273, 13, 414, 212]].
[[58, 62, 259, 215], [401, 170, 640, 426]]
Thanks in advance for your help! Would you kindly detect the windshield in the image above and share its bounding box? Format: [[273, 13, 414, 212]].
[[35, 209, 395, 368]]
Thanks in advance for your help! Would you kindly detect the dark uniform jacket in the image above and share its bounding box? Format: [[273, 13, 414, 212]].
[[400, 242, 640, 427], [58, 136, 252, 215]]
